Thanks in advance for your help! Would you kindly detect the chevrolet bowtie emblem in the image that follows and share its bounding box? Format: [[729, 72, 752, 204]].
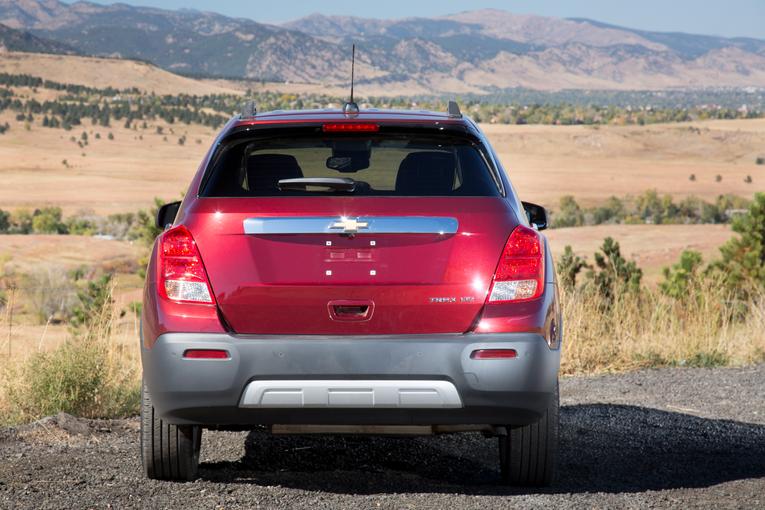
[[331, 218, 369, 234]]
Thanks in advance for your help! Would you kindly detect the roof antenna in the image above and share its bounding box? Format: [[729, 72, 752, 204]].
[[343, 44, 359, 115]]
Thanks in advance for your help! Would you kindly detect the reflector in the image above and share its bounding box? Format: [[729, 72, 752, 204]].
[[470, 349, 518, 359], [183, 349, 229, 359]]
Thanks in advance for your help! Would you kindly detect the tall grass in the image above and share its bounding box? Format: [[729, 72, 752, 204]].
[[561, 279, 765, 374], [1, 284, 140, 426]]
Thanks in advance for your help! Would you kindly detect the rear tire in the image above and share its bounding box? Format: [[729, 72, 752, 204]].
[[140, 381, 201, 481], [498, 381, 559, 486]]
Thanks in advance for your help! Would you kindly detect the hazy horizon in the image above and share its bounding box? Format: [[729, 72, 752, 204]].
[[57, 0, 765, 40]]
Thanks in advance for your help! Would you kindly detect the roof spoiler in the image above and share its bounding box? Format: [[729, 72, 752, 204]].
[[447, 100, 462, 118], [240, 100, 257, 119]]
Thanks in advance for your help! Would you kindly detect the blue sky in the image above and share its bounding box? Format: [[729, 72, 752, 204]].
[[65, 0, 765, 39]]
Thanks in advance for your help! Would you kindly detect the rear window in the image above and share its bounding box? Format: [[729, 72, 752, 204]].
[[201, 133, 501, 197]]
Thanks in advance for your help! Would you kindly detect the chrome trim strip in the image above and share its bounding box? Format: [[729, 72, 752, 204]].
[[243, 216, 458, 235], [239, 380, 463, 408]]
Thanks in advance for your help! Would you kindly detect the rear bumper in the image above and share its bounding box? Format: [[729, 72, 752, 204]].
[[141, 332, 560, 427]]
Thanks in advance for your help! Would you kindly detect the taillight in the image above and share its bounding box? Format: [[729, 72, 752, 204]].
[[158, 225, 214, 304], [322, 123, 379, 132], [487, 225, 545, 302]]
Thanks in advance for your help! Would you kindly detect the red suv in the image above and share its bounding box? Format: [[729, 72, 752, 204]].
[[140, 102, 561, 486]]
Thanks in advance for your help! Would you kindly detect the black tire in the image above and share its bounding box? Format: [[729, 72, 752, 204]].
[[140, 381, 201, 481], [499, 381, 559, 486]]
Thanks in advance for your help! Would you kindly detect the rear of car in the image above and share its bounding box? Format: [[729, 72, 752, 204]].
[[140, 108, 561, 486]]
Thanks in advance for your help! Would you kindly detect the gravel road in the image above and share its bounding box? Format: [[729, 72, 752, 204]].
[[1, 364, 764, 509]]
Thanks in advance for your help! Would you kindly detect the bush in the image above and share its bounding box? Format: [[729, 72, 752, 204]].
[[710, 192, 765, 297], [552, 195, 584, 228], [557, 245, 588, 291], [660, 250, 704, 299], [756, 157, 765, 165], [127, 198, 163, 247], [4, 284, 140, 422], [65, 210, 98, 235], [31, 207, 67, 234], [9, 209, 33, 234], [586, 237, 642, 300], [0, 208, 10, 233]]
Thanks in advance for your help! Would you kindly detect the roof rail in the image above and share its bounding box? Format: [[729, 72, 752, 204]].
[[447, 100, 462, 118], [240, 100, 257, 119]]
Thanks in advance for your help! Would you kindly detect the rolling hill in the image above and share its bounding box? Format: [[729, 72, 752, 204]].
[[1, 1, 765, 92], [0, 22, 75, 54]]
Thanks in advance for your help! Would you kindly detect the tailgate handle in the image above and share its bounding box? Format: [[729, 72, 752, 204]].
[[328, 300, 374, 322]]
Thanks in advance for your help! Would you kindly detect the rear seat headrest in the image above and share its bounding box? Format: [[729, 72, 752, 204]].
[[245, 154, 303, 193], [395, 151, 456, 195]]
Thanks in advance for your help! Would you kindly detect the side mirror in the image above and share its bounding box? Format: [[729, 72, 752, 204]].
[[156, 201, 181, 230], [522, 201, 548, 231]]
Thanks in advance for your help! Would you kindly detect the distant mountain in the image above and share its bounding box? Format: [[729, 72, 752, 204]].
[[0, 22, 76, 54], [2, 1, 765, 93]]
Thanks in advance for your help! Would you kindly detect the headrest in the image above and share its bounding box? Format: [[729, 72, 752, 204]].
[[395, 151, 456, 195], [245, 154, 303, 193]]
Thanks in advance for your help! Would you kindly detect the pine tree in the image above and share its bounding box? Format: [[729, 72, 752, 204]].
[[711, 193, 765, 296]]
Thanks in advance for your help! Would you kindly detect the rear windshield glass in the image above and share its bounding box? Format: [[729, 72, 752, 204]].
[[201, 134, 501, 197]]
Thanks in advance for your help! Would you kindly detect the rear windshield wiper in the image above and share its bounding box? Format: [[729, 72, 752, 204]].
[[277, 177, 357, 192]]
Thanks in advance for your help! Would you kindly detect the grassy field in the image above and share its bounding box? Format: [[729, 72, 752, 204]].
[[483, 120, 765, 207]]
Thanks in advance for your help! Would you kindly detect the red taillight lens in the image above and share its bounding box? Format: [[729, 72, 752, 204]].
[[487, 225, 545, 302], [183, 349, 229, 359], [322, 123, 379, 132], [470, 349, 518, 359], [158, 226, 214, 304]]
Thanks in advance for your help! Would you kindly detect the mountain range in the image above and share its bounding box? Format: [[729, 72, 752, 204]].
[[2, 0, 765, 93]]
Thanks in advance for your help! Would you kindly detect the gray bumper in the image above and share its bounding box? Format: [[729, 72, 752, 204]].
[[141, 332, 560, 427]]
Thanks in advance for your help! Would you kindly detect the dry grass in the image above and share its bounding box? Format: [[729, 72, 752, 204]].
[[0, 51, 241, 95], [561, 281, 765, 375], [483, 120, 765, 207], [0, 284, 141, 426]]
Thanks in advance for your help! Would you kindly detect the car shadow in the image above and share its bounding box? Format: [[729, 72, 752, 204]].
[[199, 404, 765, 495]]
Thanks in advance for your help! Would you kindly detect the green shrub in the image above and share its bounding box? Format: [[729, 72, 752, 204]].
[[586, 237, 642, 300], [756, 157, 765, 165], [4, 280, 140, 423], [127, 198, 163, 247], [5, 335, 139, 420], [552, 195, 584, 228], [31, 207, 67, 234], [9, 209, 33, 234], [0, 208, 10, 233], [660, 250, 704, 299], [591, 196, 624, 224], [69, 274, 113, 329], [710, 192, 765, 297], [557, 245, 588, 291]]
